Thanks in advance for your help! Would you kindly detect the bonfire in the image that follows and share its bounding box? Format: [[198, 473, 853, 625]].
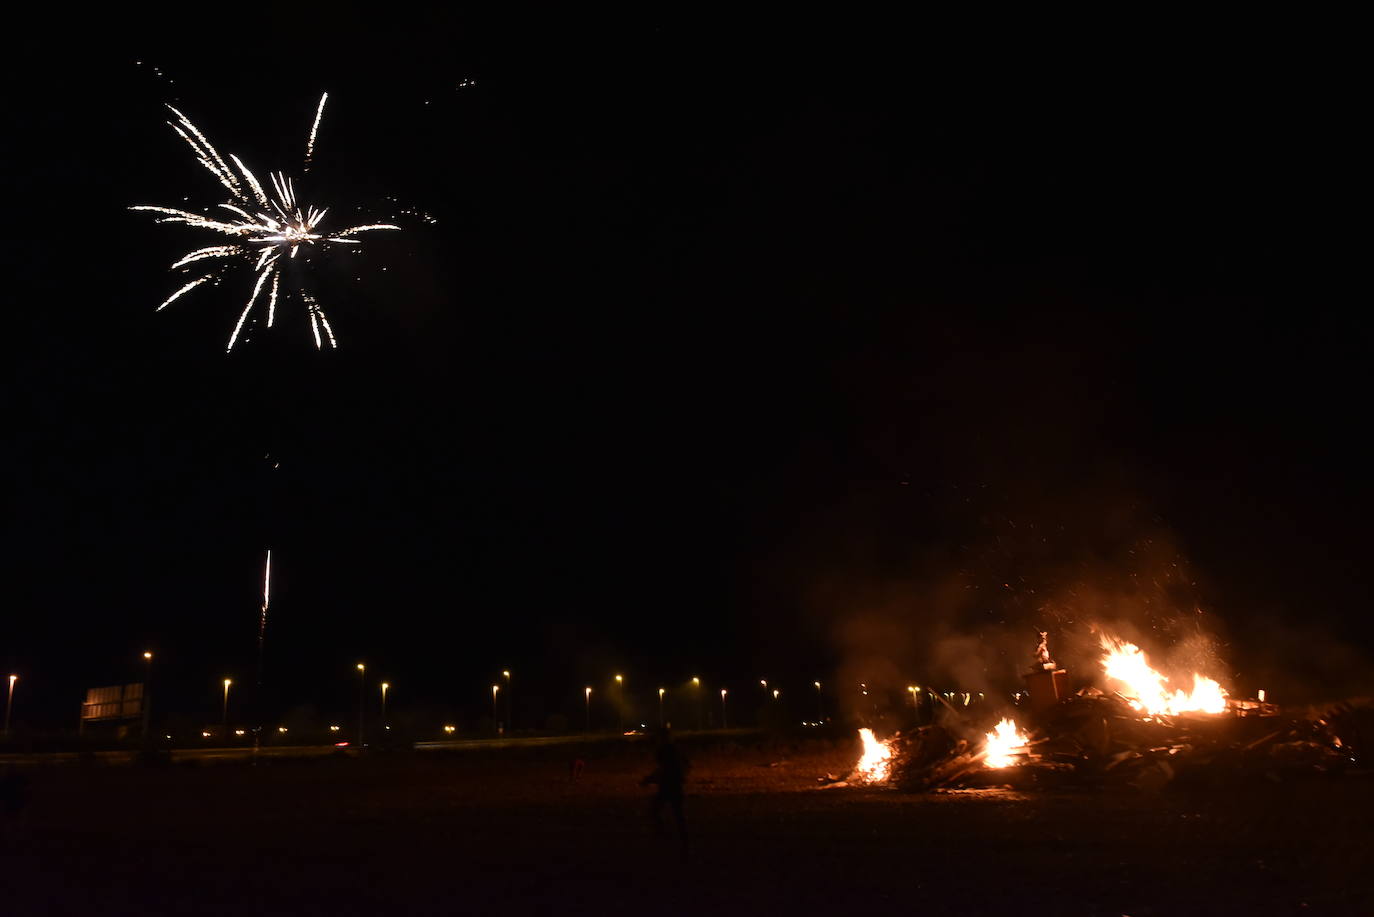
[[838, 628, 1360, 793]]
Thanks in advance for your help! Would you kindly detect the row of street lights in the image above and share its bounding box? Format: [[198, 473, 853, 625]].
[[5, 654, 958, 744], [560, 675, 828, 733]]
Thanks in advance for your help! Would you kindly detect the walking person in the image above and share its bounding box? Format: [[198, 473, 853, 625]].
[[642, 726, 689, 857]]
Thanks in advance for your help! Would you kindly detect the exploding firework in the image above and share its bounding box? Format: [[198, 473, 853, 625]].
[[132, 93, 399, 351]]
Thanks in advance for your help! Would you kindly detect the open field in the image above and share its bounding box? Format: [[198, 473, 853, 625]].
[[2, 734, 1371, 916]]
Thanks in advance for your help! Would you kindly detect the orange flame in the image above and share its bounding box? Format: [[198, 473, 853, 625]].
[[1099, 635, 1228, 716], [854, 727, 893, 783], [983, 717, 1030, 768]]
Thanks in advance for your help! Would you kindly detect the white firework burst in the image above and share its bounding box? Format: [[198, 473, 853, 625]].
[[132, 93, 399, 351]]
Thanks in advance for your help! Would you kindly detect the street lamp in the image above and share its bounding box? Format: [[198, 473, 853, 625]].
[[142, 651, 154, 739], [4, 674, 17, 738], [356, 663, 366, 745], [614, 675, 624, 732], [381, 682, 390, 731], [814, 681, 823, 721], [658, 687, 665, 727], [491, 684, 500, 733], [692, 677, 702, 730], [908, 685, 921, 717], [584, 686, 592, 732], [502, 670, 512, 731], [720, 688, 728, 728], [222, 679, 232, 739]]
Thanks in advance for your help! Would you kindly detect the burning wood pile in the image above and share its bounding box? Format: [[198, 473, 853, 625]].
[[838, 631, 1367, 793]]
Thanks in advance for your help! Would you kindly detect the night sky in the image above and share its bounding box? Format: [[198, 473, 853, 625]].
[[6, 16, 1369, 729]]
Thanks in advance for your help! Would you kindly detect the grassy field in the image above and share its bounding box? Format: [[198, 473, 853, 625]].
[[2, 733, 1371, 916]]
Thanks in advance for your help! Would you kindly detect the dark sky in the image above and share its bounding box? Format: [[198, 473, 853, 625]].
[[5, 16, 1369, 727]]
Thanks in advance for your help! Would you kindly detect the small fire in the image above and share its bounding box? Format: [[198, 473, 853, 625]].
[[1100, 635, 1228, 716], [855, 727, 893, 783], [983, 717, 1030, 768]]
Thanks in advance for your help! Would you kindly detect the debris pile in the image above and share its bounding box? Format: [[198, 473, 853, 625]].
[[846, 693, 1366, 794], [837, 634, 1369, 793]]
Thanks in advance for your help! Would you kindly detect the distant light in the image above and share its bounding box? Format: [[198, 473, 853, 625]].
[[143, 652, 153, 661], [615, 675, 623, 683], [502, 670, 510, 678], [201, 731, 211, 737], [1258, 689, 1267, 703], [329, 725, 340, 732], [692, 677, 700, 686], [335, 742, 349, 747], [443, 725, 456, 734], [234, 729, 245, 736], [357, 663, 365, 672], [278, 726, 288, 733]]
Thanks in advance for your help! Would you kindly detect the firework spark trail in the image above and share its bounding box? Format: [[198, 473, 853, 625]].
[[157, 275, 215, 311], [257, 548, 271, 687], [304, 92, 327, 171], [134, 93, 399, 350]]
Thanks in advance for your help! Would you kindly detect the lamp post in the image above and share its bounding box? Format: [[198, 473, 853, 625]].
[[720, 688, 728, 728], [658, 687, 665, 727], [692, 677, 702, 730], [491, 684, 500, 734], [381, 682, 390, 731], [908, 685, 921, 721], [222, 679, 232, 739], [5, 674, 17, 738], [584, 686, 592, 732], [142, 651, 154, 740], [502, 670, 512, 731], [814, 681, 823, 722], [356, 663, 366, 745], [614, 675, 624, 732]]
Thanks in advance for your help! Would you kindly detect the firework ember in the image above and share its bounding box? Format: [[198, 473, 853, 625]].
[[1099, 634, 1228, 716], [132, 94, 399, 351]]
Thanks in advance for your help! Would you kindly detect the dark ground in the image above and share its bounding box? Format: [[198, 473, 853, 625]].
[[2, 736, 1370, 916]]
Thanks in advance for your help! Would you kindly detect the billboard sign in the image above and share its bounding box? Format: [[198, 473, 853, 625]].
[[81, 683, 144, 721]]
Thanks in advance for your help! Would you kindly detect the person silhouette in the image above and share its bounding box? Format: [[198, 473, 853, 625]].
[[642, 726, 688, 856]]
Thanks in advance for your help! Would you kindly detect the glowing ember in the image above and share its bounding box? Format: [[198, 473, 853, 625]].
[[983, 717, 1030, 768], [1099, 635, 1228, 716], [854, 727, 893, 783]]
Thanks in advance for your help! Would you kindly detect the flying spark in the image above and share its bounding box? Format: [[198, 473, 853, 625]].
[[132, 94, 399, 351]]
